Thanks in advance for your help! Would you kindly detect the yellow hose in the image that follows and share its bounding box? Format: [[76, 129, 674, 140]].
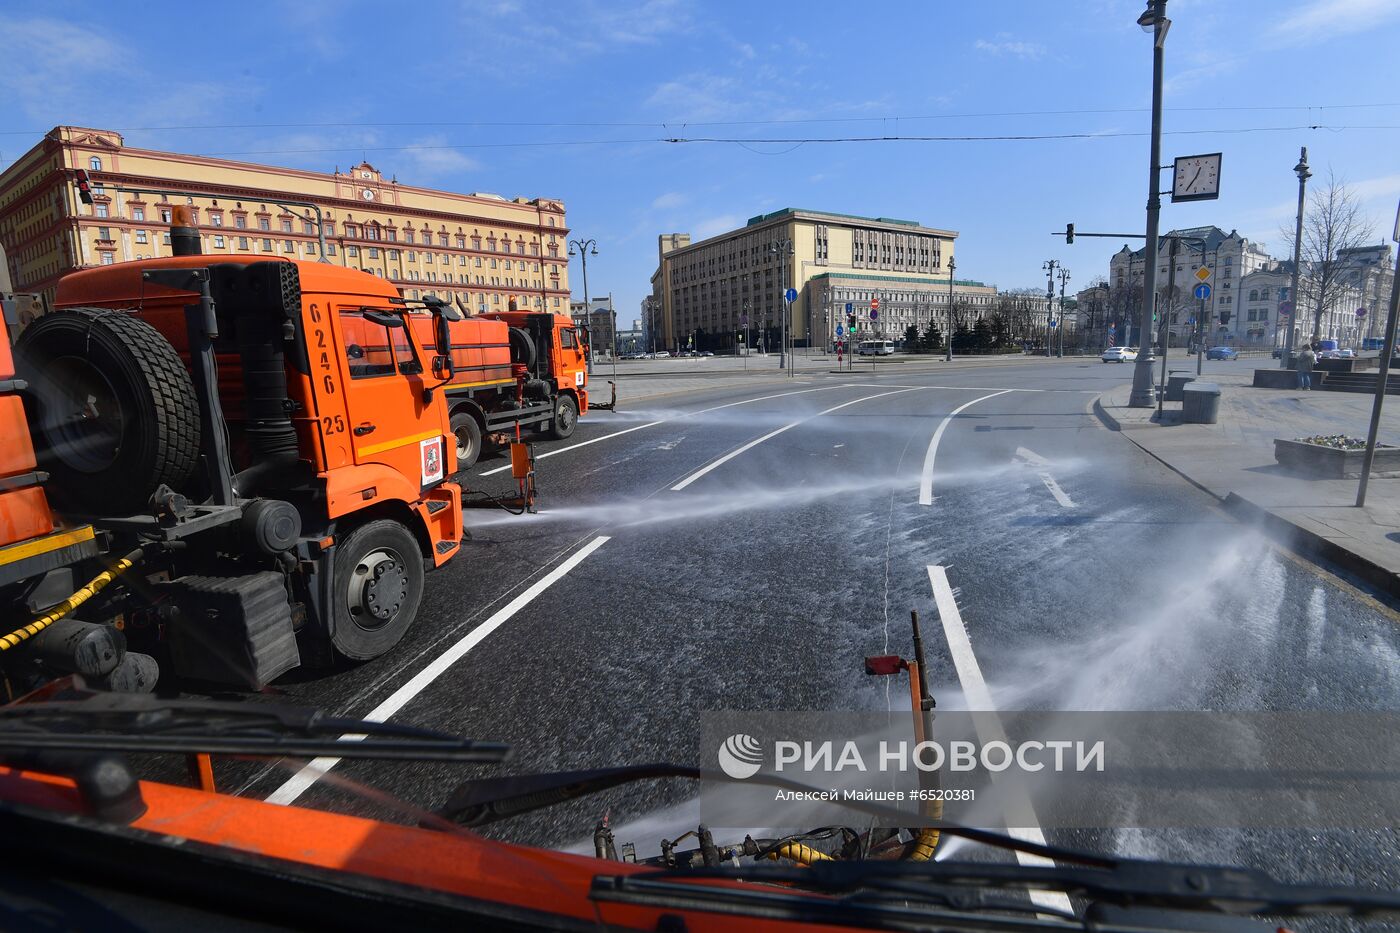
[[0, 550, 141, 651], [904, 798, 944, 862], [766, 841, 833, 865]]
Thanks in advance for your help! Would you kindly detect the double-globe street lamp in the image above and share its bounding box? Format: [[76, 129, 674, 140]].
[[568, 237, 598, 375]]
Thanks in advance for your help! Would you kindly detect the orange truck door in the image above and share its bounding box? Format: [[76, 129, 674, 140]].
[[334, 307, 448, 489], [559, 325, 587, 392]]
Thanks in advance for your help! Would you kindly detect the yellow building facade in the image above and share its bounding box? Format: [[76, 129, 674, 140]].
[[0, 126, 570, 313], [650, 208, 994, 352]]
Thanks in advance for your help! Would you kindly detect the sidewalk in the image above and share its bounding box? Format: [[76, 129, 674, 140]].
[[1095, 372, 1400, 598]]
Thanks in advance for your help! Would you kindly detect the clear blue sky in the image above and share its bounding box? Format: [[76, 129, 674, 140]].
[[2, 1, 1396, 321]]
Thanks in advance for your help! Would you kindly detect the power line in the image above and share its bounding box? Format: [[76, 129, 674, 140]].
[[191, 124, 1400, 158], [1, 102, 1396, 137]]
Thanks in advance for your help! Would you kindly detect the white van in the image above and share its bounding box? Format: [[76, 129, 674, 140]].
[[857, 340, 895, 356]]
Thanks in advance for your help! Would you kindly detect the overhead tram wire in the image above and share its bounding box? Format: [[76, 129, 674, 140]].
[[189, 123, 1400, 158], [1, 101, 1396, 137]]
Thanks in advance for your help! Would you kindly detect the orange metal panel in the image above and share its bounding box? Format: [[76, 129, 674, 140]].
[[0, 396, 38, 477], [0, 486, 56, 549]]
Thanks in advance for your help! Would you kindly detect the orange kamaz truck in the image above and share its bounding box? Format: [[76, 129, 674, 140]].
[[0, 209, 465, 695], [409, 302, 596, 467]]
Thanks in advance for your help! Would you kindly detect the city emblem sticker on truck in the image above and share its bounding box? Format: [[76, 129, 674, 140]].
[[575, 370, 585, 387], [420, 436, 444, 485]]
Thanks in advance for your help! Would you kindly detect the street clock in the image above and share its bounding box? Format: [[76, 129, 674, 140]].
[[1171, 152, 1222, 202]]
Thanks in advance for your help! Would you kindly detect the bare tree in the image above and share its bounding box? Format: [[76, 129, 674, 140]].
[[1280, 171, 1375, 342]]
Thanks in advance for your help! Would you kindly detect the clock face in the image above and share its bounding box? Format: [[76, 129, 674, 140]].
[[360, 188, 375, 201], [1172, 153, 1222, 202]]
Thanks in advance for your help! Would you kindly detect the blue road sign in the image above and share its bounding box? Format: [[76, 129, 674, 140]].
[[836, 324, 844, 336], [870, 309, 879, 320], [784, 287, 798, 303], [1049, 319, 1058, 329], [1193, 283, 1212, 300], [845, 302, 853, 313], [1187, 316, 1195, 325]]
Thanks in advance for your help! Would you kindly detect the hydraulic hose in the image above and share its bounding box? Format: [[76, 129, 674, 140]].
[[904, 797, 945, 862], [765, 841, 833, 865], [0, 548, 143, 651]]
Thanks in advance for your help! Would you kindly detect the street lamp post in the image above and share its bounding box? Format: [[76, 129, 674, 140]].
[[1044, 260, 1058, 357], [1058, 267, 1071, 358], [1129, 0, 1170, 407], [568, 238, 598, 375], [946, 257, 956, 362], [1281, 147, 1311, 368], [767, 238, 794, 371]]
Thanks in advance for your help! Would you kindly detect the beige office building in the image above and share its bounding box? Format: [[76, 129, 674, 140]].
[[0, 126, 570, 312], [650, 208, 992, 352]]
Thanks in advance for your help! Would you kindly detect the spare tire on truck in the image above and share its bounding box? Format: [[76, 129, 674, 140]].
[[15, 308, 200, 514]]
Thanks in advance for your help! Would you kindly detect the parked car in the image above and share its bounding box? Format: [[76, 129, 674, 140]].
[[1271, 347, 1286, 359], [1206, 346, 1240, 360], [1339, 348, 1356, 359], [700, 350, 714, 357], [1101, 346, 1138, 363]]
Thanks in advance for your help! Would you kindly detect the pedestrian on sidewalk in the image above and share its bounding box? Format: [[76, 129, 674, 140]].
[[1296, 345, 1316, 390]]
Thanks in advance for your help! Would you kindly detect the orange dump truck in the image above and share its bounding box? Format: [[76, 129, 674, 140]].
[[409, 304, 596, 467], [0, 212, 466, 696]]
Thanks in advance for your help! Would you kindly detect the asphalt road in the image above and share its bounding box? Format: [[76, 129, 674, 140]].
[[225, 355, 1399, 912]]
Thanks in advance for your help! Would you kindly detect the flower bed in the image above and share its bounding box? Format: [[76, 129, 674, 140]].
[[1274, 435, 1400, 478]]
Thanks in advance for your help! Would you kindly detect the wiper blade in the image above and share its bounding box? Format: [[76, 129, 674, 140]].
[[0, 691, 509, 764], [613, 859, 1400, 919], [433, 761, 1114, 868]]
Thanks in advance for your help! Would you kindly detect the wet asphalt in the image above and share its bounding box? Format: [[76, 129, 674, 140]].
[[216, 355, 1399, 910]]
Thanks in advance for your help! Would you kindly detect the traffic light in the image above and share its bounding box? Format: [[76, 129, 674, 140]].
[[1065, 223, 1074, 245], [74, 169, 94, 205]]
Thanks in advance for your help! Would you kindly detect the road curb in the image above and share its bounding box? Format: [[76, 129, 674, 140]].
[[1096, 391, 1400, 599]]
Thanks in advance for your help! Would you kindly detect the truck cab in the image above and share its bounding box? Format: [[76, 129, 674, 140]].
[[415, 308, 590, 468]]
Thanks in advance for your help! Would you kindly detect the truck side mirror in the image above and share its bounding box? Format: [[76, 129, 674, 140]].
[[433, 313, 454, 377]]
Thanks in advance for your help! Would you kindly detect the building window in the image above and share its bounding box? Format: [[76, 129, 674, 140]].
[[490, 258, 497, 269], [100, 252, 114, 265], [235, 215, 247, 229], [305, 242, 317, 255], [258, 218, 270, 231], [95, 204, 108, 218], [262, 238, 272, 251], [405, 230, 415, 244], [283, 239, 294, 252], [326, 244, 336, 256], [368, 247, 379, 258], [238, 236, 249, 249], [135, 230, 148, 244], [471, 236, 481, 250], [425, 253, 434, 264], [439, 234, 448, 247], [347, 245, 359, 257], [132, 207, 145, 221], [211, 213, 223, 227], [386, 229, 397, 242], [97, 226, 110, 240], [214, 235, 226, 248], [455, 235, 465, 248], [458, 255, 466, 266], [388, 249, 399, 260], [87, 156, 102, 171], [407, 250, 416, 261]]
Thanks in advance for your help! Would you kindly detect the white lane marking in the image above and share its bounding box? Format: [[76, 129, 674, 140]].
[[927, 566, 1074, 915], [478, 385, 851, 476], [670, 388, 920, 491], [917, 390, 1015, 506], [265, 535, 611, 806], [1013, 447, 1075, 509]]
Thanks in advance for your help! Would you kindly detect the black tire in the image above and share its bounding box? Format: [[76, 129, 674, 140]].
[[330, 519, 424, 662], [547, 393, 579, 440], [16, 308, 199, 513], [450, 409, 482, 469]]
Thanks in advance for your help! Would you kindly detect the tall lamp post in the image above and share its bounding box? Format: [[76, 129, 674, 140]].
[[1044, 259, 1059, 356], [568, 237, 598, 375], [767, 237, 794, 371], [1129, 0, 1170, 407], [1281, 147, 1311, 367], [1058, 267, 1071, 358], [945, 257, 956, 362]]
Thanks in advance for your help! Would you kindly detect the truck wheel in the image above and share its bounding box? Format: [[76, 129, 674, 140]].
[[330, 520, 424, 661], [450, 410, 482, 469], [547, 394, 579, 440], [16, 308, 200, 513]]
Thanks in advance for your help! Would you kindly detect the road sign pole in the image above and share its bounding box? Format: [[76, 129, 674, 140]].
[[1197, 296, 1205, 375]]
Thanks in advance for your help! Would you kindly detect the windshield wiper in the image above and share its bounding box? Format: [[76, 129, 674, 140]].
[[432, 761, 1113, 868], [0, 691, 510, 763], [597, 859, 1400, 922]]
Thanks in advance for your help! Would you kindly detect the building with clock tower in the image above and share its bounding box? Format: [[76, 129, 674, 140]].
[[0, 126, 570, 316]]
